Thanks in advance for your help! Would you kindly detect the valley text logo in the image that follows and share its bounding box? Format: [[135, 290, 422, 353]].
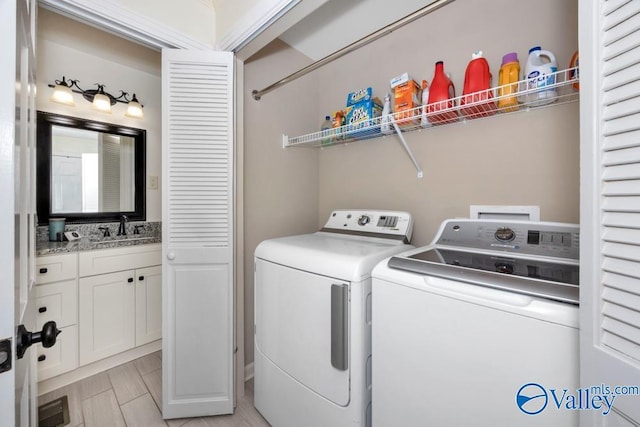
[[516, 382, 640, 416]]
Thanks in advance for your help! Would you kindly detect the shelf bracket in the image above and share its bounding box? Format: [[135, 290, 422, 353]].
[[392, 122, 423, 179]]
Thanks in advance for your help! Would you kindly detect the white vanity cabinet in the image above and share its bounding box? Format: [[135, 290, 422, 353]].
[[35, 253, 79, 381], [78, 244, 161, 365]]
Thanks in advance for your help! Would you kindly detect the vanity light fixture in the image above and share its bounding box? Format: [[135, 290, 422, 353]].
[[48, 76, 144, 119]]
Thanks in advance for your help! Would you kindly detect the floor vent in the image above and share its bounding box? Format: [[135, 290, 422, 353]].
[[38, 395, 70, 427]]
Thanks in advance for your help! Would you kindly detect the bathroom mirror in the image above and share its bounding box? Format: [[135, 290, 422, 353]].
[[37, 111, 146, 224]]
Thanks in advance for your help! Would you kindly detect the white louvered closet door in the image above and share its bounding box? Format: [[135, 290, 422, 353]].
[[162, 50, 234, 419], [580, 0, 640, 425]]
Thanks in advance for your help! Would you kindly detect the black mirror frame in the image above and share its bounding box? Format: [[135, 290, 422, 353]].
[[37, 111, 146, 225]]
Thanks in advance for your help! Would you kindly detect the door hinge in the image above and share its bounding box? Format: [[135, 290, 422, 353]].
[[0, 338, 12, 373]]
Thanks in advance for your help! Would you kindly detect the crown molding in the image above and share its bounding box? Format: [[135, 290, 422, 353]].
[[39, 0, 213, 51], [216, 0, 300, 53]]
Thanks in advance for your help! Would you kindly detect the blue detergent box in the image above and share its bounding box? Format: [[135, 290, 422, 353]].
[[346, 87, 373, 106], [345, 98, 383, 137]]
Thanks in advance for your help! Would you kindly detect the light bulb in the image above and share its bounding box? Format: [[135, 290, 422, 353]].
[[92, 92, 112, 113], [50, 80, 75, 106], [125, 94, 143, 119]]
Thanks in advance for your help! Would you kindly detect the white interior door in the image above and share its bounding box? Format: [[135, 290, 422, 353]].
[[0, 0, 38, 425], [580, 0, 640, 425], [162, 49, 235, 419]]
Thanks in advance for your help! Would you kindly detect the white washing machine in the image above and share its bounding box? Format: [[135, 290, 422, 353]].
[[254, 210, 414, 427], [372, 219, 580, 427]]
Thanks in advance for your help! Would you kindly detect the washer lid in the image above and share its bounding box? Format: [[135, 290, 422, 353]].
[[255, 232, 413, 282], [387, 246, 579, 305]]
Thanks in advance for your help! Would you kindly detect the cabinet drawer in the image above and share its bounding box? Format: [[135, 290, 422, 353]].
[[79, 244, 161, 277], [35, 280, 77, 329], [36, 253, 78, 284], [37, 325, 78, 382]]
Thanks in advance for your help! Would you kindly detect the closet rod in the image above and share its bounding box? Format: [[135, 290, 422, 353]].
[[251, 0, 454, 101]]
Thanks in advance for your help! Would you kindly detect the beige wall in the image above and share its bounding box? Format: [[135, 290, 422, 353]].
[[243, 39, 320, 365], [242, 0, 579, 368], [213, 0, 263, 41], [37, 8, 162, 222], [111, 0, 216, 47], [316, 0, 580, 247]]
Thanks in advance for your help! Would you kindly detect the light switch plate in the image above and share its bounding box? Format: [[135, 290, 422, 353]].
[[148, 175, 158, 190]]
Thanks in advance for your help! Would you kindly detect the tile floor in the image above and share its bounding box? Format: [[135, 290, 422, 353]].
[[38, 352, 270, 427]]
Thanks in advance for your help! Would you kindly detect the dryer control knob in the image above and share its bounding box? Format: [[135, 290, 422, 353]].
[[357, 215, 371, 226]]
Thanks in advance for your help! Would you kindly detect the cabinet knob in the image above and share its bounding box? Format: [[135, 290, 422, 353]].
[[138, 276, 144, 281], [38, 355, 46, 362], [128, 277, 134, 283], [38, 307, 47, 313], [167, 252, 175, 260], [39, 268, 48, 274]]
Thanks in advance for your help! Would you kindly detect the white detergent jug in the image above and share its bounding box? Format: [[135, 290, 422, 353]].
[[523, 46, 558, 107]]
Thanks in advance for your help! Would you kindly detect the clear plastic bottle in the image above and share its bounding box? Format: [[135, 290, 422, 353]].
[[321, 115, 332, 145], [420, 80, 431, 127], [381, 94, 393, 134]]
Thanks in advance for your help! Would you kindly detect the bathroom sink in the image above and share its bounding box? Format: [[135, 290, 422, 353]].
[[89, 236, 154, 244]]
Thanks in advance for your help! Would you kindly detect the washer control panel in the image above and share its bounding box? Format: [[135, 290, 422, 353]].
[[436, 219, 579, 260], [323, 210, 413, 241]]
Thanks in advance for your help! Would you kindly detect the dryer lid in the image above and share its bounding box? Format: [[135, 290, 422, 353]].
[[255, 210, 414, 282], [255, 232, 413, 282]]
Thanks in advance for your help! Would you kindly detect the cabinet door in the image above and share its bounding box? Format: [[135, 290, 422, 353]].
[[79, 270, 136, 365], [135, 265, 162, 346]]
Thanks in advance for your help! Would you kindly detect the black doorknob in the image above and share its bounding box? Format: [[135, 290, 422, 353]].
[[16, 321, 61, 359]]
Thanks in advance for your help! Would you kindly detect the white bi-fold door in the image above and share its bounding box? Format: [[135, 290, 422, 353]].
[[580, 1, 640, 425], [162, 49, 235, 419]]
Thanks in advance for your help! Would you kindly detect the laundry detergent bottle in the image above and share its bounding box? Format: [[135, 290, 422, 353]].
[[427, 61, 458, 125], [523, 46, 558, 106], [497, 52, 520, 112], [460, 50, 495, 118]]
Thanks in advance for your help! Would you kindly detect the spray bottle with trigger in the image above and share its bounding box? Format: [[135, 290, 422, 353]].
[[381, 93, 393, 134], [420, 80, 430, 127]]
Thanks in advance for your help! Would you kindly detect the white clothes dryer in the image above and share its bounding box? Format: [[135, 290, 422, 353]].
[[254, 210, 413, 427]]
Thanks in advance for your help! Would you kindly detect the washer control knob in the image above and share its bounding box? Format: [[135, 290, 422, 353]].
[[494, 227, 515, 242], [357, 215, 371, 226]]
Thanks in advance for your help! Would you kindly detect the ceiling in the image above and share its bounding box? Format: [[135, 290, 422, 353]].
[[279, 0, 439, 61]]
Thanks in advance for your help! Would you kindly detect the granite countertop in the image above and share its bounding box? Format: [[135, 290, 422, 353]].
[[36, 235, 162, 256]]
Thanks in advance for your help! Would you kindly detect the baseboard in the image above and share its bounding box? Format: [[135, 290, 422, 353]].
[[38, 340, 162, 396], [244, 362, 254, 381]]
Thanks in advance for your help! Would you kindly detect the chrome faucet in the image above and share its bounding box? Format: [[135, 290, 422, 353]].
[[117, 215, 128, 236]]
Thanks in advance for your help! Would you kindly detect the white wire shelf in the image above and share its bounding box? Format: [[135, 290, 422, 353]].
[[283, 67, 580, 151]]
